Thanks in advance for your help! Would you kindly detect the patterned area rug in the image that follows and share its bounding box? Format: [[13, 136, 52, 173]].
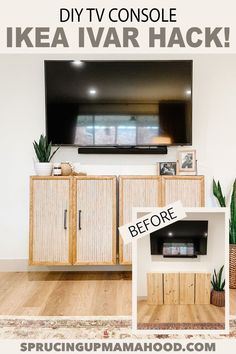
[[0, 317, 235, 339], [137, 323, 225, 330]]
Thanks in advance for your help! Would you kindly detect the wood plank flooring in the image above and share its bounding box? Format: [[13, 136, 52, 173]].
[[0, 272, 132, 316], [230, 289, 236, 315], [137, 300, 225, 324], [0, 272, 235, 318]]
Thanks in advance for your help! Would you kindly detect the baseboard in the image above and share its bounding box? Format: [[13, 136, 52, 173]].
[[0, 259, 132, 272]]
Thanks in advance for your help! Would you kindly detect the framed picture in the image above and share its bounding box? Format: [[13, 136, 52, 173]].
[[177, 149, 196, 173], [159, 162, 176, 176]]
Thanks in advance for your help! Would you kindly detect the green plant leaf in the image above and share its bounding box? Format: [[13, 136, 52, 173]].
[[218, 265, 224, 290], [33, 134, 59, 163], [211, 266, 225, 291], [49, 145, 60, 161], [46, 142, 52, 162], [33, 141, 44, 162], [213, 179, 226, 207], [230, 179, 236, 244]]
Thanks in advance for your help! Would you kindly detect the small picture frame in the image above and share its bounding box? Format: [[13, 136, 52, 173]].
[[159, 162, 176, 176], [177, 149, 197, 173]]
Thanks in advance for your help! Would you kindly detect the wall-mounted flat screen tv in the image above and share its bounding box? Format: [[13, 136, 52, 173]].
[[150, 220, 208, 257], [45, 60, 192, 147]]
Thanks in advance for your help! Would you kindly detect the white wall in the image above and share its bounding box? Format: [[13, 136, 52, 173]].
[[0, 54, 236, 263], [137, 211, 226, 297]]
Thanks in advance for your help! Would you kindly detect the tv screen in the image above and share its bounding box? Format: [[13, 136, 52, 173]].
[[150, 220, 208, 256], [45, 60, 192, 146]]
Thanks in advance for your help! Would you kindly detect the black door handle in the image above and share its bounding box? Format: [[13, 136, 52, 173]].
[[78, 210, 82, 230], [64, 209, 67, 230]]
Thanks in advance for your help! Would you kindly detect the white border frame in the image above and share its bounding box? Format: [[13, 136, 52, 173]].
[[132, 207, 230, 335]]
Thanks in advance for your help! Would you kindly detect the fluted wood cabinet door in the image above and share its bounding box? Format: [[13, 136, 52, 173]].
[[119, 176, 162, 264], [75, 176, 116, 265], [162, 176, 205, 207], [29, 177, 73, 265]]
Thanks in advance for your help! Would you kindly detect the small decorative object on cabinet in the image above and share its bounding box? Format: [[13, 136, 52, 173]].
[[61, 162, 73, 176], [211, 265, 225, 307], [177, 149, 197, 175], [33, 134, 60, 176], [158, 162, 176, 176], [213, 178, 236, 288], [53, 163, 62, 176]]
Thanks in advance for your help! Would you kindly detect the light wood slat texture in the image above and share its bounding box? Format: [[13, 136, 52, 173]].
[[195, 273, 211, 304], [29, 177, 72, 265], [119, 176, 162, 264], [137, 300, 225, 324], [163, 273, 179, 304], [74, 176, 116, 265], [180, 273, 195, 304], [147, 273, 163, 305], [162, 176, 205, 207], [0, 272, 131, 316]]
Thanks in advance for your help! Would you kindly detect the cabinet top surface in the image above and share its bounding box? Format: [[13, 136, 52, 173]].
[[30, 175, 204, 180], [30, 175, 116, 180], [147, 271, 211, 274]]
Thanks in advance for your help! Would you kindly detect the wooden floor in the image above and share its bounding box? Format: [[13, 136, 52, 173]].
[[0, 272, 131, 316], [137, 300, 225, 324], [230, 289, 236, 315], [0, 272, 235, 317]]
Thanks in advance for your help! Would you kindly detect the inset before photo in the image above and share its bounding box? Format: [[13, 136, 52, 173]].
[[133, 208, 229, 334]]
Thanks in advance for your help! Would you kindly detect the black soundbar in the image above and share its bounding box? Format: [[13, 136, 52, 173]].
[[78, 146, 168, 154]]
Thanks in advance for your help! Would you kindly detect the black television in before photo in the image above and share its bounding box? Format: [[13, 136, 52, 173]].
[[150, 220, 208, 258]]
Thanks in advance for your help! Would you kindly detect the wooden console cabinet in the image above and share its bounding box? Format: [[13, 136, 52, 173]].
[[195, 273, 211, 304], [119, 176, 162, 264], [74, 176, 116, 265], [119, 176, 205, 264], [147, 272, 211, 305], [29, 177, 73, 265], [29, 176, 116, 265], [162, 176, 205, 207], [29, 175, 205, 266], [180, 273, 195, 304], [164, 273, 180, 304]]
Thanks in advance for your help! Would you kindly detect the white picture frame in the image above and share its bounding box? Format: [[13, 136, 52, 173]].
[[177, 149, 196, 173]]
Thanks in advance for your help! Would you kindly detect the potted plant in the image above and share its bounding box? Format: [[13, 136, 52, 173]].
[[33, 134, 60, 176], [211, 265, 225, 307], [213, 179, 236, 288]]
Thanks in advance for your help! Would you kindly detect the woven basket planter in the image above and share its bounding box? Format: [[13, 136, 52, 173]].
[[229, 244, 236, 289], [211, 290, 225, 307]]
